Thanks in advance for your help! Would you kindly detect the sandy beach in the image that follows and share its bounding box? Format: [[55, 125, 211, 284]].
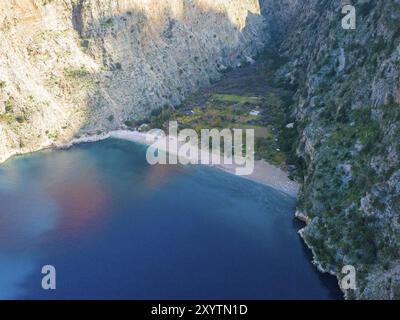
[[65, 130, 299, 197], [215, 160, 299, 197]]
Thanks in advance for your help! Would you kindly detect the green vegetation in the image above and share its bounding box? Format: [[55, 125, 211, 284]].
[[102, 18, 114, 28], [125, 49, 300, 170], [212, 94, 262, 104], [64, 66, 91, 80], [0, 113, 12, 123], [15, 115, 25, 124], [297, 100, 400, 283], [64, 65, 94, 89], [46, 131, 59, 140], [358, 2, 376, 16], [5, 99, 13, 113]]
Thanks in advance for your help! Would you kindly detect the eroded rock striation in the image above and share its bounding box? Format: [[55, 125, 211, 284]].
[[0, 0, 265, 163], [1, 0, 399, 300]]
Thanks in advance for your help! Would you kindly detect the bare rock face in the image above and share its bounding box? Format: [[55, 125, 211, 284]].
[[2, 0, 398, 300], [0, 0, 266, 163]]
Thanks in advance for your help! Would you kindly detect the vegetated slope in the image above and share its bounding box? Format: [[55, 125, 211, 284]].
[[1, 0, 398, 300], [265, 0, 400, 299], [0, 0, 266, 163]]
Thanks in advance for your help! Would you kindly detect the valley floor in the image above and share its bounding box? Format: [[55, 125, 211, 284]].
[[63, 54, 300, 197]]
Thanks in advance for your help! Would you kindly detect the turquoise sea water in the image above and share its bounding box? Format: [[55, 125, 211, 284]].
[[0, 139, 341, 299]]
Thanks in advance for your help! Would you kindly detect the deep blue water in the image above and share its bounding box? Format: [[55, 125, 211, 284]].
[[0, 139, 341, 299]]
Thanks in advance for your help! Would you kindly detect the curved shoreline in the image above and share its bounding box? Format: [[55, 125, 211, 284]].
[[61, 130, 300, 197]]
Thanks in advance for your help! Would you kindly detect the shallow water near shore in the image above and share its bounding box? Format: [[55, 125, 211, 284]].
[[0, 139, 342, 299]]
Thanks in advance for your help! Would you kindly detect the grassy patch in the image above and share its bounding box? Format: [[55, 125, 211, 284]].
[[212, 94, 262, 105], [5, 99, 13, 113], [142, 92, 293, 167], [64, 66, 91, 80], [125, 50, 300, 170]]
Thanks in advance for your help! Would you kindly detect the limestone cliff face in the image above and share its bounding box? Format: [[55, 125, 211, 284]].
[[3, 0, 398, 300], [264, 0, 400, 299], [0, 0, 265, 163]]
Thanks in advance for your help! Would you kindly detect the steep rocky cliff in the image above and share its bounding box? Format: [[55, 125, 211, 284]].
[[0, 0, 265, 163], [265, 0, 400, 299], [1, 0, 399, 300]]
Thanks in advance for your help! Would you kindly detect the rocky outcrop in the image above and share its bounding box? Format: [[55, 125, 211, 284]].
[[0, 0, 266, 163], [295, 210, 311, 225], [1, 0, 399, 300]]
